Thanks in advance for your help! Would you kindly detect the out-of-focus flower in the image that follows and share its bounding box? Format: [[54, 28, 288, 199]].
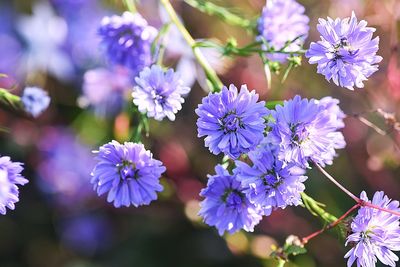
[[133, 65, 190, 121], [0, 156, 28, 215], [196, 84, 268, 159], [234, 140, 307, 216], [199, 164, 262, 235], [37, 128, 95, 206], [16, 2, 74, 80], [269, 95, 346, 167], [91, 141, 166, 208], [81, 66, 132, 117], [59, 214, 112, 254], [345, 191, 400, 267], [388, 53, 400, 100], [98, 12, 157, 76], [306, 12, 382, 90], [257, 0, 309, 62], [21, 87, 50, 118]]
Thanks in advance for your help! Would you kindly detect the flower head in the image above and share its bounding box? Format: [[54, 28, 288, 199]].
[[91, 141, 166, 208], [98, 12, 157, 76], [0, 156, 28, 215], [133, 65, 191, 121], [345, 191, 400, 267], [199, 165, 262, 235], [269, 95, 346, 167], [234, 139, 307, 215], [257, 0, 309, 62], [21, 86, 50, 117], [196, 84, 269, 159], [306, 12, 382, 90]]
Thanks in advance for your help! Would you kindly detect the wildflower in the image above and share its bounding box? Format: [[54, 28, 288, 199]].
[[269, 95, 346, 167], [0, 156, 28, 215], [199, 165, 262, 235], [133, 65, 190, 121], [306, 12, 382, 90], [196, 84, 268, 159], [235, 139, 307, 215], [91, 141, 166, 208], [345, 191, 400, 267], [257, 0, 309, 62], [21, 86, 50, 117], [98, 12, 157, 76]]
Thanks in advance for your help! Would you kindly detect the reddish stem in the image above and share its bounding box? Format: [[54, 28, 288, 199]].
[[302, 203, 360, 245], [360, 201, 400, 217]]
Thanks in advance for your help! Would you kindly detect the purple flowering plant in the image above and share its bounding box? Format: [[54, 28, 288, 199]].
[[0, 0, 399, 267]]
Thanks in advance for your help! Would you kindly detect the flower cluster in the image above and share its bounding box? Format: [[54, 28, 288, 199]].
[[196, 84, 268, 159], [345, 191, 400, 267], [0, 156, 28, 215], [91, 141, 166, 208], [98, 12, 157, 76], [133, 65, 191, 121], [306, 12, 382, 90], [269, 95, 346, 168], [257, 0, 309, 62]]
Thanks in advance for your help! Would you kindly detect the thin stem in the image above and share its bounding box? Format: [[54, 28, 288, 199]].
[[122, 0, 137, 13], [314, 162, 359, 202], [301, 203, 360, 244], [160, 0, 223, 92], [362, 201, 400, 217], [0, 88, 23, 111]]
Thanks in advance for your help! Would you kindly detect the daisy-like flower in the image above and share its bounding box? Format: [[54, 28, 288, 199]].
[[270, 95, 346, 167], [345, 191, 400, 267], [0, 156, 28, 215], [199, 164, 262, 235], [98, 12, 157, 76], [21, 86, 51, 117], [195, 84, 269, 159], [234, 139, 307, 215], [257, 0, 309, 62], [133, 65, 191, 121], [91, 141, 166, 208], [306, 12, 382, 90]]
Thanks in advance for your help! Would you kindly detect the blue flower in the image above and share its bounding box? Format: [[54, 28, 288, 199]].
[[21, 86, 51, 117], [199, 165, 262, 235], [133, 65, 191, 121], [0, 156, 28, 215], [257, 0, 309, 62], [235, 139, 307, 216], [345, 191, 400, 267], [196, 84, 269, 159], [91, 141, 166, 208], [306, 12, 382, 90], [98, 12, 157, 76], [269, 95, 346, 168]]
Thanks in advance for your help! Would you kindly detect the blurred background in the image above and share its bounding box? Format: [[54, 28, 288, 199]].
[[0, 0, 399, 266]]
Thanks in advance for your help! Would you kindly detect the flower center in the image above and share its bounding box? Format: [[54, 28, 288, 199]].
[[118, 160, 139, 180], [332, 37, 357, 59], [151, 90, 166, 105], [221, 189, 244, 208], [290, 124, 309, 145], [221, 112, 241, 133]]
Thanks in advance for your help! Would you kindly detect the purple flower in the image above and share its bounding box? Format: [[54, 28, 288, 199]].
[[269, 95, 346, 167], [0, 156, 28, 215], [199, 165, 262, 235], [196, 84, 269, 159], [306, 12, 382, 90], [91, 141, 166, 208], [98, 12, 157, 76], [133, 65, 191, 121], [257, 0, 309, 62], [234, 139, 307, 216], [21, 86, 51, 117], [37, 127, 96, 206], [345, 191, 400, 267], [82, 66, 132, 117]]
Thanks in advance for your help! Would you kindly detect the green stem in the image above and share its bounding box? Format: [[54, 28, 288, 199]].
[[160, 0, 223, 92], [184, 0, 254, 29], [277, 259, 286, 267], [0, 88, 23, 111], [122, 0, 137, 13]]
